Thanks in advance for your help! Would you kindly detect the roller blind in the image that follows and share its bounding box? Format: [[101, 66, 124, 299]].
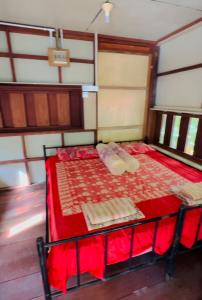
[[98, 52, 149, 142]]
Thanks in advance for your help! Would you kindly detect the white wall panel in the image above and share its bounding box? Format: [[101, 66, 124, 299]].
[[156, 69, 202, 109], [98, 89, 146, 127], [0, 163, 29, 188], [83, 92, 96, 129], [0, 58, 13, 81], [0, 136, 24, 161], [62, 63, 94, 84], [25, 133, 62, 157], [98, 128, 143, 143], [99, 52, 149, 87], [158, 25, 202, 73], [28, 160, 45, 184], [14, 59, 58, 83], [63, 39, 94, 59], [64, 131, 95, 145], [10, 33, 55, 55], [0, 31, 8, 52]]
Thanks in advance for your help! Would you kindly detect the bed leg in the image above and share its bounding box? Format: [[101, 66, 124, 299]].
[[45, 175, 49, 245], [37, 237, 52, 300], [165, 205, 186, 279]]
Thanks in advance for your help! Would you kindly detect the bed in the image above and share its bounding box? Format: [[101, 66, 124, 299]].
[[37, 142, 202, 300]]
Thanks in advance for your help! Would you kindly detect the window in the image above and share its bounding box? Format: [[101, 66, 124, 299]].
[[184, 117, 199, 155], [159, 114, 167, 144], [154, 111, 201, 162], [169, 115, 181, 149]]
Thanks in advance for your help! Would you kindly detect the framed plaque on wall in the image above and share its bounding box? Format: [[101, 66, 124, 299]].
[[48, 48, 70, 67]]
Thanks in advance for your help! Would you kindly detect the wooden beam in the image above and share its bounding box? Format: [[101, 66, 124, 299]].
[[156, 143, 202, 164], [164, 114, 173, 147], [21, 135, 31, 184], [98, 34, 156, 47], [58, 67, 62, 83], [0, 52, 94, 64], [0, 83, 82, 91], [153, 111, 162, 144], [5, 31, 16, 82], [158, 64, 202, 77], [0, 157, 44, 165], [177, 116, 189, 153], [98, 42, 152, 54], [62, 29, 94, 41], [0, 24, 51, 36], [148, 47, 159, 108], [0, 24, 94, 42], [157, 17, 202, 44], [0, 128, 96, 137], [194, 118, 202, 159]]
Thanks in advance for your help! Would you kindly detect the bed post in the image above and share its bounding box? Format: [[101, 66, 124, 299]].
[[37, 237, 52, 300], [43, 145, 47, 161], [43, 145, 49, 244], [165, 204, 186, 279], [45, 173, 49, 245]]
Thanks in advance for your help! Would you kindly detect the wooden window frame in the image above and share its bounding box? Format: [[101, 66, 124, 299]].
[[153, 110, 202, 164]]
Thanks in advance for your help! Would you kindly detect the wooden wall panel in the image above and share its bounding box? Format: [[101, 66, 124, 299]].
[[0, 84, 83, 132], [34, 93, 49, 126], [48, 93, 58, 126], [146, 110, 157, 143], [0, 110, 3, 127], [70, 91, 83, 128], [0, 94, 13, 127], [9, 93, 26, 127], [25, 93, 37, 126], [56, 93, 70, 126]]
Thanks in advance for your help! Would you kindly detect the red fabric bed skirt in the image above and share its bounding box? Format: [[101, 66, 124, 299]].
[[46, 152, 202, 293]]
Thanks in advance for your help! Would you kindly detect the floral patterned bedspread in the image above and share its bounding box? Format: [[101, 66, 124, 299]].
[[56, 154, 189, 216]]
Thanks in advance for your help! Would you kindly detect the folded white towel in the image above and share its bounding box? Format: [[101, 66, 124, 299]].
[[171, 182, 202, 206], [82, 197, 145, 231]]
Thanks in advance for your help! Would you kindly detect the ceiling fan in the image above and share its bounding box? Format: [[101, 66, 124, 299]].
[[86, 0, 114, 31]]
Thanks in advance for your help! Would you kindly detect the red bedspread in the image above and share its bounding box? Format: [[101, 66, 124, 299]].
[[46, 151, 202, 293]]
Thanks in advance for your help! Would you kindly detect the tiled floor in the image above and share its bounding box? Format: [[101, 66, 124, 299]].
[[0, 184, 202, 300]]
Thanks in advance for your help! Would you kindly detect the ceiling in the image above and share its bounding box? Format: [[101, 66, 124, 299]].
[[0, 0, 202, 41]]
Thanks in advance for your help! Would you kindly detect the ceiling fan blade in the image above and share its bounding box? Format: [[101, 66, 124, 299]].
[[86, 8, 103, 31]]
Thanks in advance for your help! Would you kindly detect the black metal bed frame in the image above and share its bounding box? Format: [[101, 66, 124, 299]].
[[37, 143, 202, 300]]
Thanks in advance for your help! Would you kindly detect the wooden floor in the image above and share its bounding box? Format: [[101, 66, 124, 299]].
[[0, 184, 202, 300]]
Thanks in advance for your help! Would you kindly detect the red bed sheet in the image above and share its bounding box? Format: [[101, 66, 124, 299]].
[[46, 152, 202, 293]]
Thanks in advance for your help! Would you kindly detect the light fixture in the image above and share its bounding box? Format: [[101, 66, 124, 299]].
[[102, 1, 113, 23], [85, 0, 114, 31]]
